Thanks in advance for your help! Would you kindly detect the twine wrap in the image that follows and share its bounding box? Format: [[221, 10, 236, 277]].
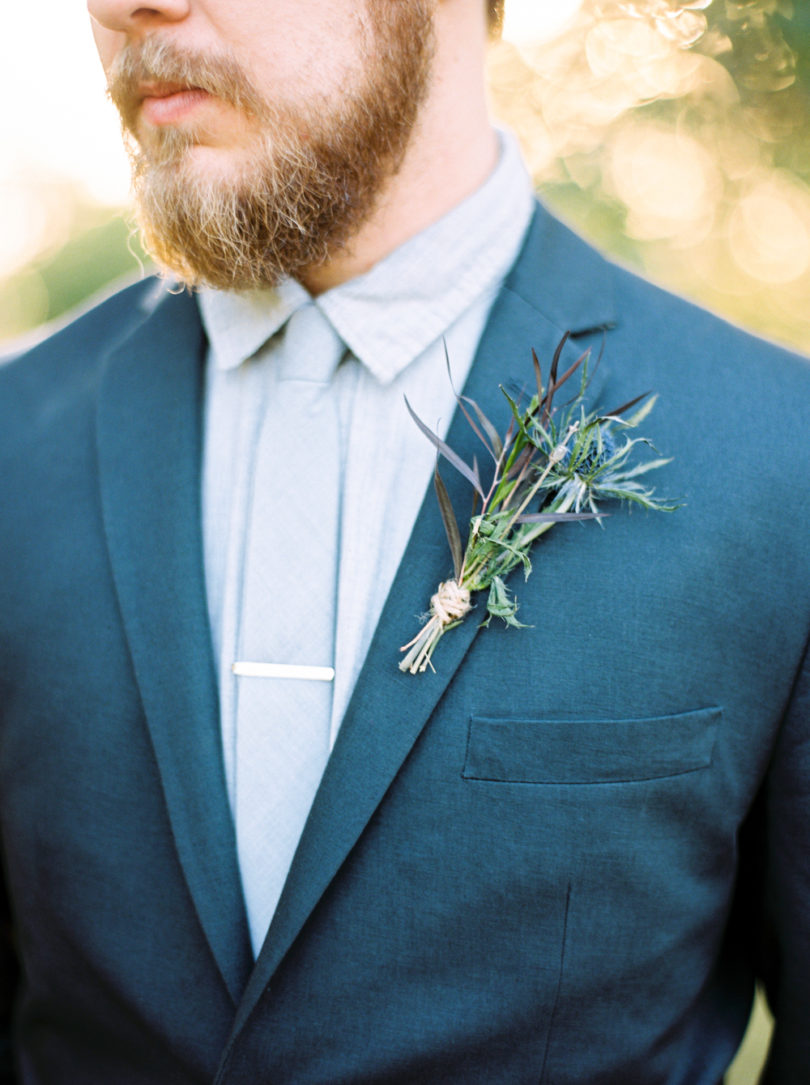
[[399, 579, 472, 674], [430, 580, 472, 626]]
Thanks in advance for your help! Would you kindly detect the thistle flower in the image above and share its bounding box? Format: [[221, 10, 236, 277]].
[[399, 333, 678, 675]]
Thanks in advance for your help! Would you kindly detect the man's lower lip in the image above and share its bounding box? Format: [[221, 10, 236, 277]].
[[140, 88, 212, 125]]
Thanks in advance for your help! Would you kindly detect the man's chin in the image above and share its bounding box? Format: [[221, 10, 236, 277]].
[[135, 144, 253, 200], [182, 143, 258, 183], [135, 113, 257, 176]]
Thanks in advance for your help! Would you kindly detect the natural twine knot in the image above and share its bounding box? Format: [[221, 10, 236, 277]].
[[430, 580, 472, 627]]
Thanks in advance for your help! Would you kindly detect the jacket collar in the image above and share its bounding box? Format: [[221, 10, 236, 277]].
[[95, 284, 254, 1005]]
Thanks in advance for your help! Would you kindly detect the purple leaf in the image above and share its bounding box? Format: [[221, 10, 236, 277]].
[[554, 346, 590, 395], [516, 511, 603, 523], [542, 331, 570, 425], [461, 394, 504, 460], [532, 348, 544, 406], [503, 445, 532, 484], [441, 341, 504, 462], [434, 465, 464, 582], [404, 396, 486, 498], [604, 391, 651, 417]]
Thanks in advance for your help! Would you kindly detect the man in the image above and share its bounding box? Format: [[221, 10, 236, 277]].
[[0, 0, 808, 1081]]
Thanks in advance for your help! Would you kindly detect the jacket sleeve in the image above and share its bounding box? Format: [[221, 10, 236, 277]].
[[759, 630, 810, 1082]]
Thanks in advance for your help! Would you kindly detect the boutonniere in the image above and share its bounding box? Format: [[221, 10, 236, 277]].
[[399, 333, 678, 675]]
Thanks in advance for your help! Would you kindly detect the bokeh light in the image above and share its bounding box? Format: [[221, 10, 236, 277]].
[[488, 0, 810, 351]]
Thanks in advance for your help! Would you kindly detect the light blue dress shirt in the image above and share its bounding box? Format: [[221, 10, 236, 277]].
[[199, 131, 535, 948]]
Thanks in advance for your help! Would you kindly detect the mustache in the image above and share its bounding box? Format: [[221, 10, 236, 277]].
[[107, 38, 266, 132]]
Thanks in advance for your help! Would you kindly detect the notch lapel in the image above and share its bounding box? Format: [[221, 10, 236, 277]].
[[229, 204, 617, 1034], [96, 285, 253, 1004]]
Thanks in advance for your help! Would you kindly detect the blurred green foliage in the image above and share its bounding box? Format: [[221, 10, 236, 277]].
[[0, 189, 147, 345], [34, 217, 144, 321]]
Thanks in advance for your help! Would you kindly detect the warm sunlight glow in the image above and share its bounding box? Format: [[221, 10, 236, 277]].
[[0, 5, 130, 276], [503, 0, 584, 46]]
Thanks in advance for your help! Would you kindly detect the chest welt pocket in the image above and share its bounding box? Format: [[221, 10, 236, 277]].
[[462, 707, 721, 784]]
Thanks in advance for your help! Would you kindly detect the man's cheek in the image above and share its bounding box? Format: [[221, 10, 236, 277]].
[[89, 22, 126, 74]]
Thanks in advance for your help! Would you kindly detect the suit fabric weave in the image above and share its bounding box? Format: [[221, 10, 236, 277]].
[[0, 203, 809, 1083]]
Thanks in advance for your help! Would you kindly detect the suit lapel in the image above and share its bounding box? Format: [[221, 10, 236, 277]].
[[231, 204, 617, 1030], [96, 285, 253, 1004]]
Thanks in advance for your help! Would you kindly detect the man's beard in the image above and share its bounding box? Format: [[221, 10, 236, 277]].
[[108, 3, 435, 290]]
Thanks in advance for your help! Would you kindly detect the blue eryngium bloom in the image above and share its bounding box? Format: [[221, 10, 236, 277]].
[[558, 424, 617, 475]]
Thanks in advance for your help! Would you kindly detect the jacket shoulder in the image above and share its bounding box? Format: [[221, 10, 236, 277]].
[[1, 274, 169, 376], [0, 276, 191, 451], [510, 202, 810, 524], [530, 200, 810, 398]]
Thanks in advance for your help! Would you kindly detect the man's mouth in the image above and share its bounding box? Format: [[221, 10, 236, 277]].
[[137, 82, 213, 126]]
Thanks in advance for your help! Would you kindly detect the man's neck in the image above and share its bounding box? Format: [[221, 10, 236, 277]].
[[300, 5, 498, 296]]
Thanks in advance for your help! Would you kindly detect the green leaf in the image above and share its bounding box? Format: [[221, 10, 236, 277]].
[[485, 576, 528, 628], [624, 394, 658, 428], [614, 456, 672, 480]]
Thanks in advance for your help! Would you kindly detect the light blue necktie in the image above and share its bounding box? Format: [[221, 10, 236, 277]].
[[233, 301, 345, 955]]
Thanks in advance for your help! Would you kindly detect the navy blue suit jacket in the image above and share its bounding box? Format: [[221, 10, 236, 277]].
[[1, 205, 809, 1083]]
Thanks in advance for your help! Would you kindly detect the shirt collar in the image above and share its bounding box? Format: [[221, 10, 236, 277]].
[[199, 129, 535, 382], [198, 277, 309, 374]]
